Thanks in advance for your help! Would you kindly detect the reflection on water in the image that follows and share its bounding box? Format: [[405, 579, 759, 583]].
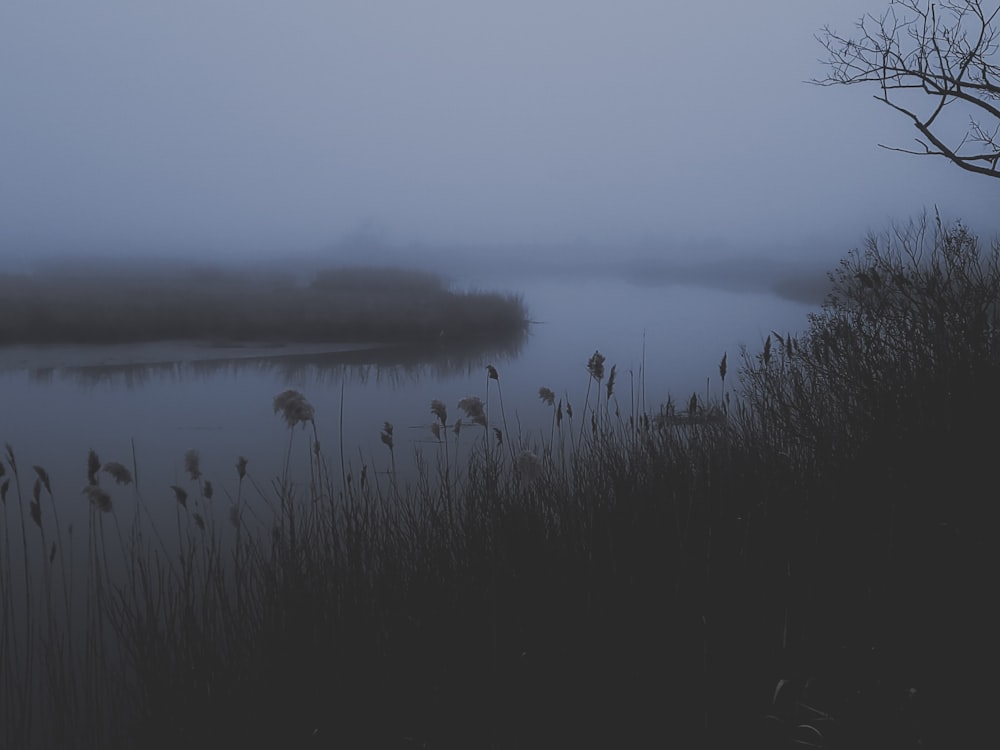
[[20, 331, 528, 390], [0, 279, 820, 520]]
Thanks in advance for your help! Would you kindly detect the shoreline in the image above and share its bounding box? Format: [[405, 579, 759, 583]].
[[0, 339, 386, 373]]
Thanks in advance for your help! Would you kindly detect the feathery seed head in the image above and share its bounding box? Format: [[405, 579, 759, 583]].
[[184, 449, 201, 481], [493, 427, 503, 447], [203, 480, 213, 500], [430, 399, 448, 425], [606, 364, 617, 400], [33, 465, 51, 495], [273, 389, 315, 428], [538, 387, 555, 406], [587, 350, 606, 381], [87, 450, 101, 486], [430, 422, 441, 441], [380, 422, 395, 451], [83, 485, 113, 513], [458, 396, 488, 427], [486, 364, 499, 380], [192, 512, 205, 531], [102, 462, 133, 485], [453, 418, 462, 436], [171, 485, 188, 509], [30, 496, 42, 529], [236, 456, 248, 480]]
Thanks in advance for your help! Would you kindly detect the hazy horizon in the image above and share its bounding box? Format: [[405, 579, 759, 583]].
[[2, 0, 998, 270]]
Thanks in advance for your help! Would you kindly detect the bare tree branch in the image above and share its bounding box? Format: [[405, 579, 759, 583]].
[[816, 0, 1000, 179]]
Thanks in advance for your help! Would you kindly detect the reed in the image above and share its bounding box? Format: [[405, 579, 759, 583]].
[[1, 218, 997, 748], [0, 265, 529, 347]]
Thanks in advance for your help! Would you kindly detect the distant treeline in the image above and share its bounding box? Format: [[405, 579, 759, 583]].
[[0, 265, 529, 346]]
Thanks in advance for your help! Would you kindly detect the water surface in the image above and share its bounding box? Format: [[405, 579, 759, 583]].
[[0, 273, 818, 511]]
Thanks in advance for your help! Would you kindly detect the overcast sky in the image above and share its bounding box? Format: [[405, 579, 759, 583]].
[[2, 0, 998, 265]]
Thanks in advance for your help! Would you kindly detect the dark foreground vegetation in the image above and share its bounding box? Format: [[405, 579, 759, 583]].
[[0, 265, 528, 346], [2, 217, 998, 748]]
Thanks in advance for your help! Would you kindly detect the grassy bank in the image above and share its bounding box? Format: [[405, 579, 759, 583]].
[[2, 217, 998, 748], [0, 265, 529, 346]]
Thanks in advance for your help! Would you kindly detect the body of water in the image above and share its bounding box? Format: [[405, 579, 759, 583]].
[[0, 272, 819, 516]]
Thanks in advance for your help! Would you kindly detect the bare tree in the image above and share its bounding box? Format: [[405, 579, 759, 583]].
[[816, 1, 1000, 179]]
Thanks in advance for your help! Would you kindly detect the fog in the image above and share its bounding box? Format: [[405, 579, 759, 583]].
[[2, 0, 998, 271]]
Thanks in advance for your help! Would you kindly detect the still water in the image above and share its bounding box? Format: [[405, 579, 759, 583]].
[[0, 274, 818, 505]]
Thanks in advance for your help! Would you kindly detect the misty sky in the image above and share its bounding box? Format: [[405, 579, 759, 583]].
[[2, 0, 998, 265]]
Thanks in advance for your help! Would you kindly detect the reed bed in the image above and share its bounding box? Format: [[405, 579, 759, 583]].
[[0, 265, 529, 346], [2, 217, 997, 748]]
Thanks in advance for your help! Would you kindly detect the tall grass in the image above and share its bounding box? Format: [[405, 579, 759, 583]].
[[2, 217, 997, 748]]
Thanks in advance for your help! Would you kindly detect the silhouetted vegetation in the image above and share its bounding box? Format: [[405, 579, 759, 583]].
[[818, 0, 1000, 180], [2, 217, 996, 748], [0, 265, 528, 346]]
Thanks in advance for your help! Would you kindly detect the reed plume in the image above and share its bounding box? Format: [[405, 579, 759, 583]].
[[273, 389, 315, 428], [380, 422, 395, 451], [184, 450, 201, 481], [30, 493, 42, 530], [431, 399, 448, 426], [32, 466, 51, 495], [102, 462, 133, 486], [87, 449, 101, 486], [170, 485, 188, 509], [458, 396, 487, 427], [83, 485, 112, 513], [587, 350, 606, 382]]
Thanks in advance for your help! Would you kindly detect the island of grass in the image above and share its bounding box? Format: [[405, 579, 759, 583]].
[[0, 263, 529, 347]]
